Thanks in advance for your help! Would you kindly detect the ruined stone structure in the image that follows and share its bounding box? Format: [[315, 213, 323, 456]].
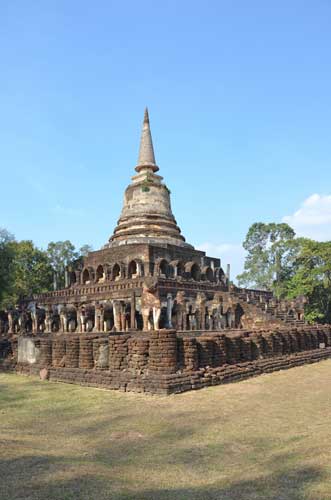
[[2, 325, 331, 394], [1, 108, 322, 395], [0, 109, 307, 337]]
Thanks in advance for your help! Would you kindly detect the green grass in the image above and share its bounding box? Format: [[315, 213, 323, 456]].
[[1, 361, 331, 499]]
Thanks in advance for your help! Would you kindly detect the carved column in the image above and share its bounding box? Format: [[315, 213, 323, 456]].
[[94, 304, 100, 332], [78, 306, 86, 333], [60, 306, 68, 333], [183, 305, 188, 331], [121, 304, 126, 331], [7, 311, 14, 335], [130, 292, 136, 330], [77, 311, 82, 333], [226, 264, 230, 281], [99, 306, 104, 332], [200, 306, 206, 330], [31, 309, 38, 334], [44, 308, 49, 333], [53, 273, 57, 291], [152, 307, 161, 330], [64, 269, 69, 288], [113, 301, 122, 331], [166, 293, 173, 328], [75, 270, 81, 285], [137, 261, 142, 276]]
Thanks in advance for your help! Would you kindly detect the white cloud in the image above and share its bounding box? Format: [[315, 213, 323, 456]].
[[282, 194, 331, 240], [196, 193, 331, 284], [196, 242, 246, 283]]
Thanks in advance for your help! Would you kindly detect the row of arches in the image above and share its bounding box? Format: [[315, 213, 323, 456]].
[[79, 261, 142, 285], [72, 259, 227, 286]]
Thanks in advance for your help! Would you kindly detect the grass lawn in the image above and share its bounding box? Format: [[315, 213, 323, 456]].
[[1, 362, 331, 500]]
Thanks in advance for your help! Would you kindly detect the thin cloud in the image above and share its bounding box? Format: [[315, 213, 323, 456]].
[[283, 193, 331, 240]]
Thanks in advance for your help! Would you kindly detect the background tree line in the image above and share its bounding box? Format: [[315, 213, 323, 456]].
[[0, 228, 92, 309], [237, 223, 331, 324]]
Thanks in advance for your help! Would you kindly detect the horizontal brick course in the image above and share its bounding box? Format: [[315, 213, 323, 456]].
[[1, 325, 331, 394]]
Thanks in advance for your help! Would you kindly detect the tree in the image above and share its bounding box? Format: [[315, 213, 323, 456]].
[[237, 223, 296, 295], [12, 241, 53, 302], [237, 222, 331, 323], [1, 239, 53, 308], [0, 229, 16, 307], [0, 228, 15, 245], [0, 231, 94, 307], [79, 244, 93, 257], [46, 241, 78, 289], [285, 240, 331, 323]]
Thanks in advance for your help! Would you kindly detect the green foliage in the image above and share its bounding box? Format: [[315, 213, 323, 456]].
[[285, 240, 331, 324], [237, 222, 296, 294], [237, 222, 331, 323], [141, 173, 153, 192], [0, 229, 16, 307], [7, 240, 53, 305], [0, 238, 53, 308], [0, 229, 93, 307], [0, 228, 15, 245], [79, 244, 93, 257], [47, 240, 78, 289]]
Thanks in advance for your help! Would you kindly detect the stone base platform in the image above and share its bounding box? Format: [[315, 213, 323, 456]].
[[12, 347, 331, 395], [1, 326, 331, 395]]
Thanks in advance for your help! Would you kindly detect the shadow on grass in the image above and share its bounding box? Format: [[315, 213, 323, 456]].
[[0, 375, 327, 499], [116, 464, 322, 500], [0, 451, 324, 500], [0, 381, 32, 406]]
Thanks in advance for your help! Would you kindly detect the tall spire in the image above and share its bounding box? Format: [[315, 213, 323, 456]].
[[108, 108, 192, 249], [135, 107, 159, 173]]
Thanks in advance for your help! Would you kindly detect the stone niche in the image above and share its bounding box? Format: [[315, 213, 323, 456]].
[[18, 337, 40, 364]]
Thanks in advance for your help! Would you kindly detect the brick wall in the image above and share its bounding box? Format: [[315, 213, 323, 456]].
[[1, 325, 331, 394]]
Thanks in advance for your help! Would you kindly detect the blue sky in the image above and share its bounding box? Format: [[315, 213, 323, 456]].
[[1, 1, 331, 279]]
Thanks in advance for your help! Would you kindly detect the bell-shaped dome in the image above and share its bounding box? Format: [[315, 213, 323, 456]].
[[108, 109, 192, 248]]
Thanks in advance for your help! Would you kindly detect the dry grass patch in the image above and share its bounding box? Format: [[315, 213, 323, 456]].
[[1, 361, 331, 499]]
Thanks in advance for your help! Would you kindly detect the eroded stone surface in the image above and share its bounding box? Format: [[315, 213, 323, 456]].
[[2, 325, 331, 395], [0, 110, 309, 356]]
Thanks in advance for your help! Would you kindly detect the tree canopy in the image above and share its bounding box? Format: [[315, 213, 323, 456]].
[[5, 240, 53, 306], [237, 222, 331, 323], [0, 228, 92, 308], [46, 240, 78, 290], [237, 223, 296, 293], [284, 239, 331, 323], [0, 229, 16, 307]]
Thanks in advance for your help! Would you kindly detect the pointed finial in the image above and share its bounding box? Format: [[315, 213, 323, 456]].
[[135, 108, 159, 173]]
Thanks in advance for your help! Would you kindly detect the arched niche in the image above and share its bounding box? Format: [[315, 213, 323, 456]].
[[128, 260, 137, 278], [112, 263, 121, 281], [159, 259, 170, 278], [82, 268, 90, 284], [69, 271, 77, 286], [190, 263, 200, 281], [201, 266, 214, 282], [96, 264, 105, 283], [128, 260, 144, 278]]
